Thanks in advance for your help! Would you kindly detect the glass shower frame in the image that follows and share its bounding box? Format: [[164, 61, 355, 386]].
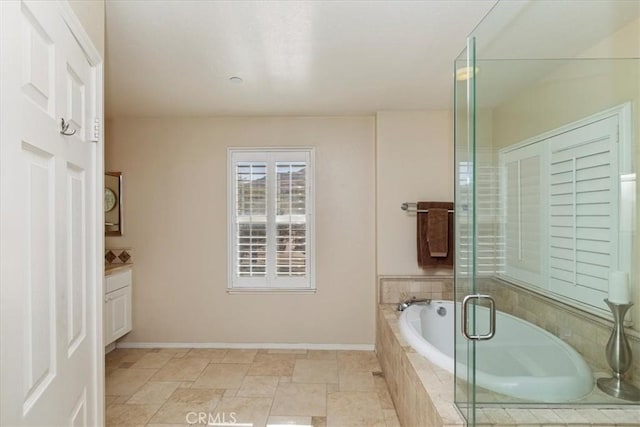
[[454, 0, 640, 423], [453, 37, 477, 425]]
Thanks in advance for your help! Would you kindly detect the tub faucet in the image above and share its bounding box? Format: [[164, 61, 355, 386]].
[[397, 296, 431, 311]]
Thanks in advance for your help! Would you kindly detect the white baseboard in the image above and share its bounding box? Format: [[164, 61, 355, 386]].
[[116, 342, 375, 351], [104, 342, 116, 354]]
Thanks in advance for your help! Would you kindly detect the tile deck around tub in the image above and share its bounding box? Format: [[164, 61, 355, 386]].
[[377, 303, 640, 427], [106, 348, 400, 427]]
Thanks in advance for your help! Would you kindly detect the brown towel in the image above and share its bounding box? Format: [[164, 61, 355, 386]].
[[417, 202, 454, 268], [427, 208, 449, 257]]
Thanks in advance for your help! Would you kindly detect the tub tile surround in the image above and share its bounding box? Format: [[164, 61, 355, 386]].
[[377, 304, 464, 427], [106, 347, 401, 427], [378, 270, 454, 305], [376, 276, 640, 427], [479, 277, 640, 390]]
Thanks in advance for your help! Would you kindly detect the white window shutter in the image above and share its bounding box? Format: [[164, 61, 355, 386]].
[[275, 161, 308, 278], [499, 111, 626, 315], [547, 116, 619, 308], [457, 156, 504, 278], [228, 149, 315, 290], [500, 145, 543, 286], [235, 162, 267, 278]]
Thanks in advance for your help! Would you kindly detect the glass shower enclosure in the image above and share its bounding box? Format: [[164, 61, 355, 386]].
[[454, 0, 640, 424]]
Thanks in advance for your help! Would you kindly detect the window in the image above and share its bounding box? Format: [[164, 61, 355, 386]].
[[498, 104, 632, 314], [228, 148, 315, 290], [457, 159, 504, 277]]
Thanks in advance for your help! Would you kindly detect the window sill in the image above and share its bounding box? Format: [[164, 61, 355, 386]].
[[227, 288, 317, 295]]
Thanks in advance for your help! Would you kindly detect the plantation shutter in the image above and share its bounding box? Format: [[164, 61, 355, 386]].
[[455, 161, 473, 276], [499, 107, 630, 315], [229, 149, 314, 289], [276, 162, 308, 278], [236, 162, 267, 278], [477, 161, 503, 276], [547, 116, 619, 308], [456, 159, 504, 277], [501, 143, 543, 286]]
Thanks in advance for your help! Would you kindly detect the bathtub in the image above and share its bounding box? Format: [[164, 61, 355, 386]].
[[399, 300, 594, 402]]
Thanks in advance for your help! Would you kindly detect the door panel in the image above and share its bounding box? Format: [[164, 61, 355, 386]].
[[1, 1, 101, 425], [70, 388, 87, 427], [67, 163, 86, 357], [23, 142, 57, 415], [21, 1, 55, 115]]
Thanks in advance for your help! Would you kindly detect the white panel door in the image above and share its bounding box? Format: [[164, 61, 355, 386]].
[[1, 1, 102, 426]]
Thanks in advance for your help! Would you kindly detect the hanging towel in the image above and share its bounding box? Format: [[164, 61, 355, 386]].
[[427, 208, 449, 257], [416, 202, 454, 268]]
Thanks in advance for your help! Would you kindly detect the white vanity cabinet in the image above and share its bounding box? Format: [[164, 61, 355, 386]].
[[104, 267, 132, 346]]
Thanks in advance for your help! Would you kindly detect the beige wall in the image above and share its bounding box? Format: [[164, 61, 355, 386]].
[[491, 61, 639, 151], [578, 17, 640, 59], [106, 117, 376, 345], [492, 18, 639, 149], [69, 0, 105, 57], [375, 111, 454, 276]]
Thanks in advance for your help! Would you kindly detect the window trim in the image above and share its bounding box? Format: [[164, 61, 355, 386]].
[[227, 147, 316, 292]]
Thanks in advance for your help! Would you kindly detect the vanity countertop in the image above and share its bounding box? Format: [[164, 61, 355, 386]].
[[105, 264, 133, 276]]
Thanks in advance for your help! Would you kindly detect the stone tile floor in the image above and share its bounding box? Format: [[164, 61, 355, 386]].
[[106, 348, 401, 427]]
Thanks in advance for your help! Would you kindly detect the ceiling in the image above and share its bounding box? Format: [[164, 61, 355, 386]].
[[105, 0, 497, 117]]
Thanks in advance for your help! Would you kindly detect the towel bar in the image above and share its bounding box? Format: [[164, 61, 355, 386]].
[[401, 202, 454, 213]]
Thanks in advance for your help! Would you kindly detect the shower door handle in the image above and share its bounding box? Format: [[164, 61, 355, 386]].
[[462, 294, 496, 341]]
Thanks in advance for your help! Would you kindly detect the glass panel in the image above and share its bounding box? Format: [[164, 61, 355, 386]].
[[454, 0, 640, 419], [470, 55, 640, 409], [453, 40, 476, 425]]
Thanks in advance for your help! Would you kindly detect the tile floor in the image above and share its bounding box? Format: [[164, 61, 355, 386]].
[[105, 348, 401, 427]]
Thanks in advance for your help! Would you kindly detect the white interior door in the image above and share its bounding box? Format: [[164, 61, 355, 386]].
[[1, 1, 103, 425]]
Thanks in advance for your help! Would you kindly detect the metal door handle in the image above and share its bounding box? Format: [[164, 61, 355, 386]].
[[462, 294, 496, 341]]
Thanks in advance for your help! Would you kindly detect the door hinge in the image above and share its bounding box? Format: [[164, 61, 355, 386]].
[[92, 118, 100, 142]]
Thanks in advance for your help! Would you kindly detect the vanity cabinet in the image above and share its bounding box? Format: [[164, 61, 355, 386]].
[[104, 267, 132, 346]]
